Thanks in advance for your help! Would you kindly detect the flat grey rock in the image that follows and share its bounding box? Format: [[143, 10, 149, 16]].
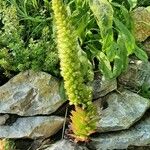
[[119, 60, 150, 90], [44, 140, 88, 150], [0, 70, 66, 116], [93, 73, 117, 99], [0, 116, 64, 139], [96, 90, 150, 132], [91, 111, 150, 150], [0, 114, 9, 125]]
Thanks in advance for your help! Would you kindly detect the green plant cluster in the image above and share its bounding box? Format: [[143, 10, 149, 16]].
[[0, 0, 149, 142], [0, 0, 148, 79], [60, 0, 148, 79], [89, 0, 148, 79], [0, 0, 59, 77], [52, 0, 149, 141]]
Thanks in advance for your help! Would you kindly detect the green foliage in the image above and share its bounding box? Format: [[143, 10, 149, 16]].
[[10, 0, 51, 39], [66, 0, 97, 45], [137, 0, 150, 7], [89, 0, 148, 79], [140, 83, 150, 99], [0, 0, 149, 79], [0, 0, 149, 143], [60, 0, 148, 80], [4, 139, 15, 150], [0, 0, 59, 76]]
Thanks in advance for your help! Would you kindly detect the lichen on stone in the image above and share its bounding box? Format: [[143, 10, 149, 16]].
[[132, 7, 150, 42]]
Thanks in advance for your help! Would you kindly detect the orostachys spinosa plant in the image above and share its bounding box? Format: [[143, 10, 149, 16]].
[[52, 0, 98, 142]]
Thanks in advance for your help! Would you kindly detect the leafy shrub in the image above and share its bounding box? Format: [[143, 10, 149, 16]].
[[0, 0, 59, 77], [0, 0, 149, 143], [59, 0, 148, 79], [89, 0, 148, 79], [0, 0, 147, 79]]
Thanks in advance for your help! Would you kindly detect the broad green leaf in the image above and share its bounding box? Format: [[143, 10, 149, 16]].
[[76, 14, 91, 40], [106, 42, 117, 62], [112, 50, 122, 77], [119, 5, 133, 30], [78, 48, 94, 82], [96, 51, 113, 79], [127, 0, 137, 10], [113, 37, 122, 77], [134, 46, 148, 62], [88, 44, 99, 55], [114, 18, 135, 55], [111, 2, 131, 28], [114, 35, 128, 76], [102, 28, 114, 52], [90, 0, 115, 62], [89, 0, 113, 38]]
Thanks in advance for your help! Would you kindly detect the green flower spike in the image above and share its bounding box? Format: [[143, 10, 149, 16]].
[[52, 0, 93, 106], [52, 0, 98, 142]]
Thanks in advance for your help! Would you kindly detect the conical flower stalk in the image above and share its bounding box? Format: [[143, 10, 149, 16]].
[[52, 0, 98, 141], [70, 106, 98, 141], [52, 0, 93, 106]]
